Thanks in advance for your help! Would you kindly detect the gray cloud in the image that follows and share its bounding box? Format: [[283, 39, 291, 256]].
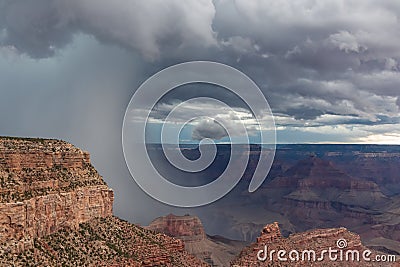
[[210, 0, 400, 124], [284, 107, 326, 121], [0, 0, 74, 57]]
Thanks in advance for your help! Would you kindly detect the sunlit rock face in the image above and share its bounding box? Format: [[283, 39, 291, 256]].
[[0, 137, 113, 253]]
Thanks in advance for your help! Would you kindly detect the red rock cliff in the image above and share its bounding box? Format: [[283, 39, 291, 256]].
[[147, 213, 206, 242], [0, 137, 114, 253]]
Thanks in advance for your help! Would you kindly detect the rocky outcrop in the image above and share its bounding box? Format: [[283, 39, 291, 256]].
[[0, 137, 114, 254], [0, 137, 107, 203], [147, 214, 206, 242], [0, 137, 91, 171], [147, 214, 247, 267], [232, 222, 399, 266]]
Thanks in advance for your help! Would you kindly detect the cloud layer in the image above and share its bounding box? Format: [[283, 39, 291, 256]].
[[0, 0, 217, 59], [1, 0, 399, 144]]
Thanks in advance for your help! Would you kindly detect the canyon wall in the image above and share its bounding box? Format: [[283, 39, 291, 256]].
[[0, 137, 114, 253]]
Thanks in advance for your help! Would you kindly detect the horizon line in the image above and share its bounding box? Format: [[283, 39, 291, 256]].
[[146, 142, 400, 146]]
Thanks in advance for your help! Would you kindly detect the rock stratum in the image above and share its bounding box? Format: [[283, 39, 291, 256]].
[[0, 137, 114, 254], [0, 137, 207, 266]]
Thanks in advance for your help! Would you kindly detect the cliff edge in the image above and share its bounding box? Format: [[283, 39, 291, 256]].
[[0, 137, 114, 254]]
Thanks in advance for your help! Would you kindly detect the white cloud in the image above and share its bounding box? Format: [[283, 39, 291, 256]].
[[328, 30, 364, 53], [358, 133, 400, 144], [385, 58, 398, 71], [221, 36, 255, 54], [143, 98, 260, 141]]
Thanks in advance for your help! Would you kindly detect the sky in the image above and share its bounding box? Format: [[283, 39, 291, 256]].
[[0, 0, 400, 222]]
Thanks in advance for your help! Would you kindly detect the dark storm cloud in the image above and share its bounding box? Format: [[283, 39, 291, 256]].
[[0, 0, 75, 57], [283, 107, 326, 121], [149, 83, 250, 115], [0, 0, 217, 59]]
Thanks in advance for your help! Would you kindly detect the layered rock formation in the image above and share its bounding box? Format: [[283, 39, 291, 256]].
[[0, 185, 113, 253], [232, 222, 399, 266], [147, 214, 247, 267], [270, 155, 387, 207], [147, 214, 206, 242], [0, 137, 114, 254], [201, 153, 400, 256], [251, 158, 387, 223], [324, 149, 400, 188], [0, 137, 107, 202], [263, 156, 400, 253]]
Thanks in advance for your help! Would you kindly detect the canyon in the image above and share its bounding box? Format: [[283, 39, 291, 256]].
[[1, 138, 399, 266], [174, 144, 400, 256]]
